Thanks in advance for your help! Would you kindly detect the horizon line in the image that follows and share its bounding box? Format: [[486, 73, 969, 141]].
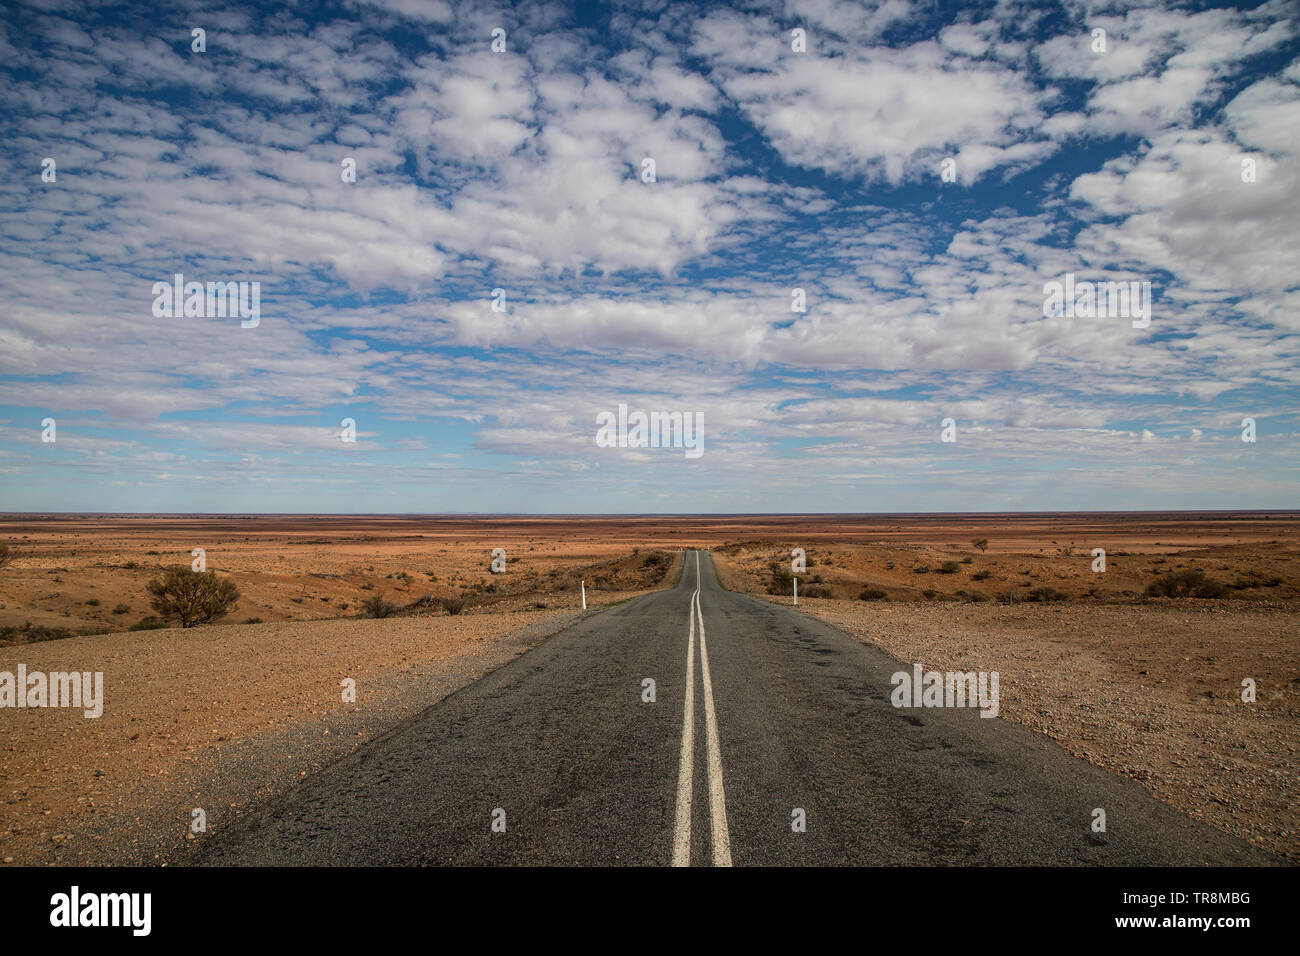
[[1, 510, 1297, 519]]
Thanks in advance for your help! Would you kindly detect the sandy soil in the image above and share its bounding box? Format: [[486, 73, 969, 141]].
[[713, 533, 1300, 605], [0, 515, 685, 640]]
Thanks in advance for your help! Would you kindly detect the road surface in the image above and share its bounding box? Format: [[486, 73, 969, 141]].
[[198, 551, 1279, 866]]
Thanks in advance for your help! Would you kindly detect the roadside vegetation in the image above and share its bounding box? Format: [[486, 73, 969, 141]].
[[1145, 569, 1229, 599], [0, 545, 683, 643], [0, 621, 95, 646], [716, 541, 1292, 608]]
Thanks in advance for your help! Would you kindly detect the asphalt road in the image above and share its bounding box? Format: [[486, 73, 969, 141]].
[[198, 551, 1280, 866]]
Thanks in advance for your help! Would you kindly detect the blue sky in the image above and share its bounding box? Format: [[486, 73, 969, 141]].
[[0, 0, 1297, 513]]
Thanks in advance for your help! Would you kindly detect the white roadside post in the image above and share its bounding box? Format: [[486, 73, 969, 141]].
[[581, 580, 586, 610], [793, 576, 798, 606]]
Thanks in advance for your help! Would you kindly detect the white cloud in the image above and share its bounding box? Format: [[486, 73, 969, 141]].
[[694, 13, 1054, 184]]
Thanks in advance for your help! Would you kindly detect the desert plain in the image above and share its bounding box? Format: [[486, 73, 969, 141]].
[[0, 511, 1296, 865]]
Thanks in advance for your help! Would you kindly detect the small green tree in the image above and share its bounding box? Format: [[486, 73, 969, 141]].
[[0, 542, 11, 569], [146, 566, 240, 628], [972, 538, 989, 553]]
